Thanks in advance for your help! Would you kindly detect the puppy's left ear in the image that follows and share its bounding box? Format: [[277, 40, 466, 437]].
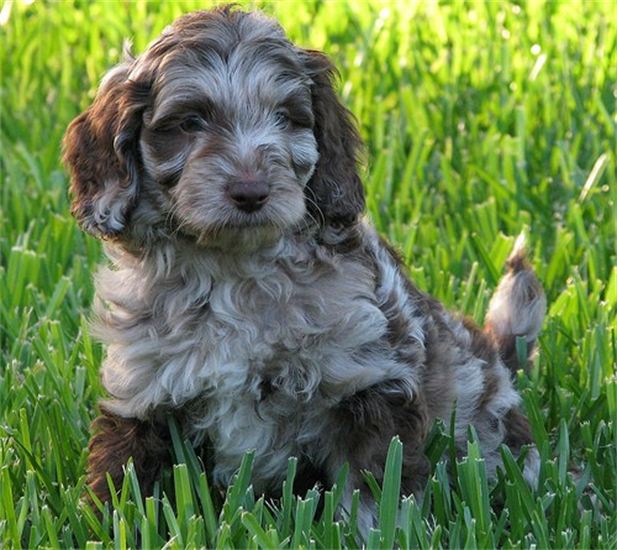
[[302, 50, 365, 227]]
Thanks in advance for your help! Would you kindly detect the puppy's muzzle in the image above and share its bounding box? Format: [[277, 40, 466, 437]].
[[228, 179, 269, 213]]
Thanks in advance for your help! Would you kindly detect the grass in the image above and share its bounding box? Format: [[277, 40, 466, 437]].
[[1, 0, 616, 547]]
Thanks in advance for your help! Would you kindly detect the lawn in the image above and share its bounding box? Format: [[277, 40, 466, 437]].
[[1, 0, 615, 547]]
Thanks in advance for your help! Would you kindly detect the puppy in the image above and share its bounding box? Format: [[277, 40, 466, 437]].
[[63, 6, 546, 529]]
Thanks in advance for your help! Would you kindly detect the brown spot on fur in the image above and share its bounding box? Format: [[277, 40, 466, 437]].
[[462, 316, 499, 365], [86, 407, 171, 505], [503, 407, 533, 452], [506, 249, 530, 274], [477, 367, 501, 411], [488, 330, 537, 374], [495, 333, 518, 372], [384, 300, 411, 348], [460, 316, 512, 411], [381, 290, 426, 367]]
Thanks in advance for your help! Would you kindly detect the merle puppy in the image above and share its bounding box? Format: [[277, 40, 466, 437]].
[[63, 6, 546, 529]]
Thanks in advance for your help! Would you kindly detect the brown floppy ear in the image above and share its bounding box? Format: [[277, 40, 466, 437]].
[[62, 63, 148, 237], [302, 50, 365, 227]]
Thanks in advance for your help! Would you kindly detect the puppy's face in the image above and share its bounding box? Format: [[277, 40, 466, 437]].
[[140, 37, 317, 238], [63, 8, 364, 248]]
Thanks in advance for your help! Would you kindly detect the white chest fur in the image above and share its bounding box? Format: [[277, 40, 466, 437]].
[[94, 235, 411, 488]]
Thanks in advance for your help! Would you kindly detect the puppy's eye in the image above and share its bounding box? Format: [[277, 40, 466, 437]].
[[180, 115, 206, 133], [274, 110, 290, 128]]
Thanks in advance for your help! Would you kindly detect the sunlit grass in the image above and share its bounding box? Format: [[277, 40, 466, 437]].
[[1, 0, 615, 547]]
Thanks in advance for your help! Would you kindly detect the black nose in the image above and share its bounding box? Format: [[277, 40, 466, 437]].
[[228, 179, 269, 213]]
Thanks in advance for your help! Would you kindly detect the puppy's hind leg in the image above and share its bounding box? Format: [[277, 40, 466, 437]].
[[485, 234, 546, 374], [318, 380, 430, 537]]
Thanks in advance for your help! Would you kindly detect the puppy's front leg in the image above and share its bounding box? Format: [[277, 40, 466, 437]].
[[86, 407, 171, 505], [322, 380, 430, 533]]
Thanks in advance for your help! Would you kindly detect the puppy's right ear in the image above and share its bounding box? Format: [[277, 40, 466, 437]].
[[63, 63, 147, 238]]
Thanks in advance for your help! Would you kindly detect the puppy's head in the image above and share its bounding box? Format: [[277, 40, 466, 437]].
[[63, 7, 364, 247]]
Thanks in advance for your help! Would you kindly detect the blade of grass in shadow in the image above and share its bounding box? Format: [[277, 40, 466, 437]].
[[379, 436, 403, 549]]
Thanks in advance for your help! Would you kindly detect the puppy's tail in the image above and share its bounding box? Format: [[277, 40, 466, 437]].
[[485, 234, 546, 373]]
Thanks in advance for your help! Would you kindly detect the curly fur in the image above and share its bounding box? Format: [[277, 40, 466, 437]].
[[63, 6, 546, 531]]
